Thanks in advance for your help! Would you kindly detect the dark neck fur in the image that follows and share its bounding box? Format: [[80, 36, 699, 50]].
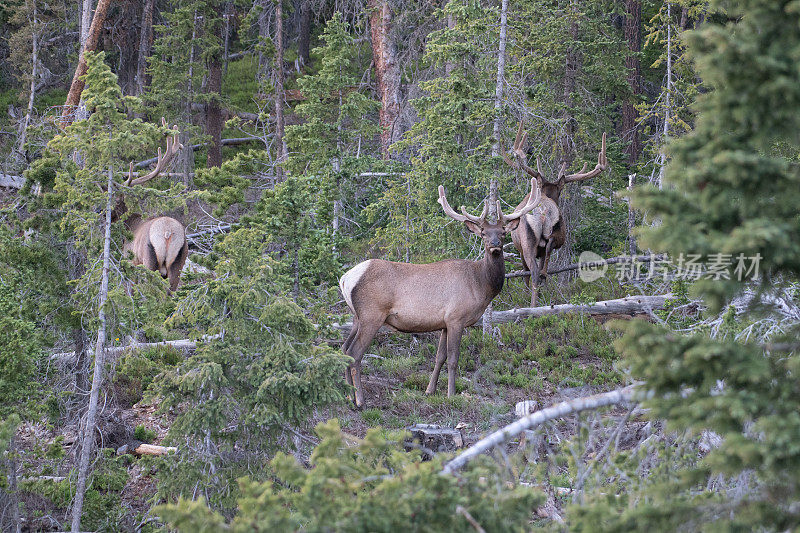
[[479, 248, 506, 297]]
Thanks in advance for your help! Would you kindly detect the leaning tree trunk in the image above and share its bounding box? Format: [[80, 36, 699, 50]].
[[206, 39, 223, 167], [135, 0, 156, 95], [368, 0, 402, 158], [623, 0, 642, 165], [275, 0, 287, 174], [70, 168, 114, 533], [62, 0, 111, 125], [483, 0, 508, 335]]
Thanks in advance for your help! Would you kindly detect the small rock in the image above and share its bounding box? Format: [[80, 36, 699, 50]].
[[515, 400, 539, 418]]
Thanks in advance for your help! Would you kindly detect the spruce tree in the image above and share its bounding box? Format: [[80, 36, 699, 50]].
[[572, 0, 800, 529]]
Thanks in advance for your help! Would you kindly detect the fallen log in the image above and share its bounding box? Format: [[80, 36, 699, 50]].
[[506, 254, 669, 279], [51, 333, 221, 362], [333, 294, 670, 334], [134, 137, 263, 168], [477, 294, 669, 325], [132, 443, 177, 456], [0, 173, 25, 188], [441, 384, 647, 475]]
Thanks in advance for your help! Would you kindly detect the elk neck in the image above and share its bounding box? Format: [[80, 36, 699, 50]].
[[112, 196, 144, 232], [477, 244, 506, 297]]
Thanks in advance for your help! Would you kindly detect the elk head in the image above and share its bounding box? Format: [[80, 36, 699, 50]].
[[437, 178, 542, 258], [114, 118, 187, 293]]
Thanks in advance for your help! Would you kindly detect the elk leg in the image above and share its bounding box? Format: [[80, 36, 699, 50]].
[[530, 253, 541, 308], [445, 327, 465, 397], [342, 321, 359, 388], [425, 330, 448, 395], [540, 241, 554, 284], [346, 320, 383, 409], [167, 241, 188, 294]]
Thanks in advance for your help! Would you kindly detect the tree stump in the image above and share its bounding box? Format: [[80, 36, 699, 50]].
[[405, 424, 464, 459]]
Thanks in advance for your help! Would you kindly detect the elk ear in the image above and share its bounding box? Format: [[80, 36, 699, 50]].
[[463, 220, 482, 235], [504, 218, 521, 232]]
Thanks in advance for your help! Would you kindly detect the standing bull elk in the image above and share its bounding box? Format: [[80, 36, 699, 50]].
[[113, 119, 188, 292], [503, 121, 608, 306], [339, 179, 542, 408]]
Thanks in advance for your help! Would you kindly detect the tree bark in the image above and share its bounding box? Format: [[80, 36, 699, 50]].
[[80, 0, 93, 50], [62, 0, 111, 125], [71, 168, 114, 533], [623, 0, 642, 165], [275, 0, 287, 173], [483, 0, 508, 335], [206, 36, 223, 167], [16, 1, 38, 160], [368, 0, 402, 157], [298, 0, 311, 67], [135, 0, 156, 95]]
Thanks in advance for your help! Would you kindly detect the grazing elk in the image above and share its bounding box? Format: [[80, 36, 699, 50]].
[[113, 119, 188, 293], [339, 179, 542, 407], [503, 122, 608, 306]]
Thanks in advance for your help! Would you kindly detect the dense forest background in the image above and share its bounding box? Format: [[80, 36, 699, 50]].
[[1, 0, 799, 530]]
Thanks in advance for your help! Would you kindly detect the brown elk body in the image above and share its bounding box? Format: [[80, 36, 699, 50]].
[[114, 119, 187, 293], [122, 214, 188, 292], [340, 179, 542, 408], [503, 122, 608, 306]]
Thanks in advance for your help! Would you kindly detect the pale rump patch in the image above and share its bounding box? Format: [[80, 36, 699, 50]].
[[339, 260, 372, 311]]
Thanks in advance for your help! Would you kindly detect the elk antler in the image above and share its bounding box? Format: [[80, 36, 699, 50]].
[[126, 118, 183, 186], [497, 178, 542, 224], [438, 186, 489, 224], [559, 132, 608, 184], [502, 120, 544, 183]]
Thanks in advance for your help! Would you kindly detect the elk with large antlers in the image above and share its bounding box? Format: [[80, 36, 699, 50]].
[[113, 118, 188, 293], [339, 179, 541, 407], [503, 122, 608, 306]]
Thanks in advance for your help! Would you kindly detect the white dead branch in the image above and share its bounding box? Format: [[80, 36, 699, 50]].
[[441, 384, 646, 475], [51, 333, 221, 362]]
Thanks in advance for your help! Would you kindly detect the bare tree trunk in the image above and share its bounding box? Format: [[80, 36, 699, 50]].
[[206, 23, 223, 168], [556, 7, 581, 271], [298, 0, 311, 67], [62, 0, 111, 125], [7, 434, 21, 533], [623, 0, 642, 165], [483, 0, 508, 335], [223, 1, 233, 76], [656, 1, 671, 189], [17, 1, 38, 160], [80, 0, 92, 50], [70, 168, 114, 533], [627, 174, 636, 254], [135, 0, 156, 95], [275, 0, 287, 173], [368, 0, 402, 157]]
